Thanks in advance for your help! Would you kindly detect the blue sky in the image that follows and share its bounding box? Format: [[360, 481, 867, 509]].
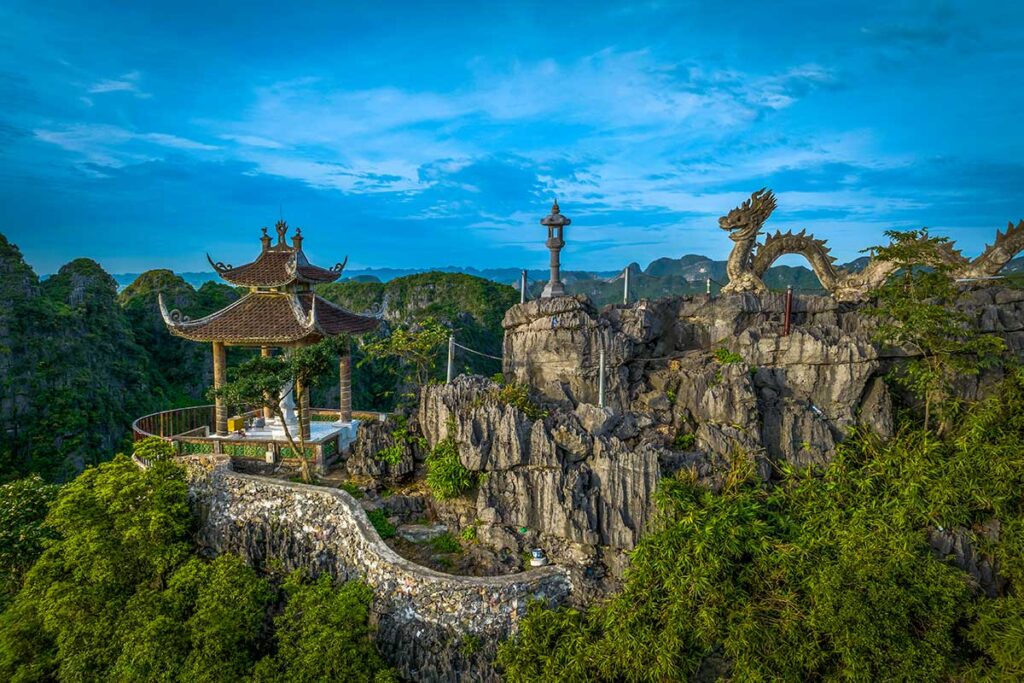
[[2, 0, 1023, 275]]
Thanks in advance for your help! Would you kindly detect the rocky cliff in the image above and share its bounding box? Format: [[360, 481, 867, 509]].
[[405, 288, 1024, 599]]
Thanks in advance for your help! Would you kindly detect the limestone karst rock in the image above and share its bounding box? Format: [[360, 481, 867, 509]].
[[404, 288, 1024, 598]]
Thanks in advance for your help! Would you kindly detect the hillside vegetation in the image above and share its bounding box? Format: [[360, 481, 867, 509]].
[[499, 371, 1024, 681]]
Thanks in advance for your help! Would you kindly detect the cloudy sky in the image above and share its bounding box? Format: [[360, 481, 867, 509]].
[[2, 0, 1023, 275]]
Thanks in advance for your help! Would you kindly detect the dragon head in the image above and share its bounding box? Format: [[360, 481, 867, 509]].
[[719, 188, 777, 241]]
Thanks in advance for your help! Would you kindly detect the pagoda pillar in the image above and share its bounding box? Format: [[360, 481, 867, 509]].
[[212, 342, 228, 436], [338, 342, 352, 423], [296, 377, 311, 442], [260, 346, 273, 420]]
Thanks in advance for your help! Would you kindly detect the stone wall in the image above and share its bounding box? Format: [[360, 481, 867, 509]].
[[181, 456, 571, 682]]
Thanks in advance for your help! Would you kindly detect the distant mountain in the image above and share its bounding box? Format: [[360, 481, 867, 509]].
[[109, 254, 1024, 306]]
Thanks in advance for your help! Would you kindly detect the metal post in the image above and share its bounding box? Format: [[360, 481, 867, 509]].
[[623, 266, 630, 305], [520, 269, 527, 304], [784, 285, 793, 336], [446, 335, 455, 384], [598, 347, 606, 408]]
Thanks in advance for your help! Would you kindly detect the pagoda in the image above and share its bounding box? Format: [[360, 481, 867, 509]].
[[159, 220, 378, 441]]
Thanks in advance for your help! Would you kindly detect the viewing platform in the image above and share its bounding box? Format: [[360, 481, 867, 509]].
[[132, 405, 385, 470]]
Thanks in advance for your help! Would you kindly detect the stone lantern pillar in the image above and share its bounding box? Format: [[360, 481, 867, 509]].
[[540, 199, 571, 298]]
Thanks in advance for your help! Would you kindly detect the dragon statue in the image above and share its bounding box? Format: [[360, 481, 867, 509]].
[[718, 188, 1024, 301]]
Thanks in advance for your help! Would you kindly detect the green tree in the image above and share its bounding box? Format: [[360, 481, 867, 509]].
[[253, 572, 395, 683], [360, 317, 449, 398], [0, 476, 58, 610], [0, 455, 193, 681], [866, 228, 1005, 431], [212, 336, 350, 482]]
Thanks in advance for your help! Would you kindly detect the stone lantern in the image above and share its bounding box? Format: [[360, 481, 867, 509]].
[[540, 199, 570, 298]]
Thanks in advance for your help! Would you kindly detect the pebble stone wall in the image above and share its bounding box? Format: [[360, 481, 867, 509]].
[[181, 456, 572, 682]]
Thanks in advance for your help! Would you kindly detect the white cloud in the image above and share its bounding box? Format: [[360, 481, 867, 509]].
[[33, 124, 218, 167], [87, 70, 151, 98], [220, 134, 286, 149]]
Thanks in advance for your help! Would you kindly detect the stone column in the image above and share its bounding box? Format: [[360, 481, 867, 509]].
[[212, 341, 228, 436], [260, 346, 273, 420], [338, 346, 352, 423], [296, 377, 311, 442]]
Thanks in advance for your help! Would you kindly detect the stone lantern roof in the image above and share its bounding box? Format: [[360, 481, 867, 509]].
[[540, 199, 571, 227]]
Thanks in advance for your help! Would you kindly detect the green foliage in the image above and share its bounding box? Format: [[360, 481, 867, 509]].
[[0, 455, 393, 681], [493, 383, 548, 421], [252, 572, 394, 682], [429, 532, 461, 554], [713, 347, 744, 364], [133, 435, 176, 462], [0, 476, 57, 609], [461, 634, 483, 656], [375, 416, 426, 466], [866, 228, 1006, 431], [0, 455, 193, 681], [321, 272, 516, 394], [367, 509, 396, 540], [460, 524, 478, 543], [360, 316, 449, 394], [338, 481, 364, 499], [425, 436, 475, 501], [499, 370, 1024, 682], [671, 432, 695, 450], [1, 250, 163, 481]]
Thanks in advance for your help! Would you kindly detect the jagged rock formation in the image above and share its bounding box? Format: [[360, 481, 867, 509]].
[[720, 188, 1024, 300], [404, 289, 1024, 598], [182, 455, 570, 683]]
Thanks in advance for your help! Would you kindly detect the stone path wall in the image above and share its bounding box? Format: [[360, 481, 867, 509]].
[[182, 456, 571, 682]]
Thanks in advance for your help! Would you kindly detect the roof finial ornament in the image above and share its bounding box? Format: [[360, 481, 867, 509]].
[[275, 219, 288, 245], [551, 197, 560, 214], [260, 226, 271, 251]]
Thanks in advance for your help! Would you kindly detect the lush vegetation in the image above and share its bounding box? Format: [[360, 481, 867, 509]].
[[320, 272, 517, 409], [499, 370, 1024, 681], [425, 436, 475, 500], [360, 317, 450, 405], [0, 456, 394, 682], [865, 228, 1006, 431]]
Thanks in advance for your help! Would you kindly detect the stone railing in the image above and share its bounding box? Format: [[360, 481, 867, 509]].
[[181, 456, 572, 682]]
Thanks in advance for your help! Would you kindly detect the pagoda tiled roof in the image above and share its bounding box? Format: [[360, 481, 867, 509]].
[[208, 249, 345, 287], [207, 221, 347, 287], [159, 291, 379, 345]]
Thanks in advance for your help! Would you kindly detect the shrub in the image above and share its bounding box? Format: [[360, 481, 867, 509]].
[[252, 572, 395, 682], [0, 476, 58, 609], [425, 437, 475, 500], [494, 383, 547, 421], [337, 481, 364, 499], [429, 533, 461, 554], [375, 417, 426, 466], [366, 509, 395, 540], [132, 435, 176, 462], [460, 524, 478, 543], [672, 432, 696, 450], [713, 347, 744, 364]]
